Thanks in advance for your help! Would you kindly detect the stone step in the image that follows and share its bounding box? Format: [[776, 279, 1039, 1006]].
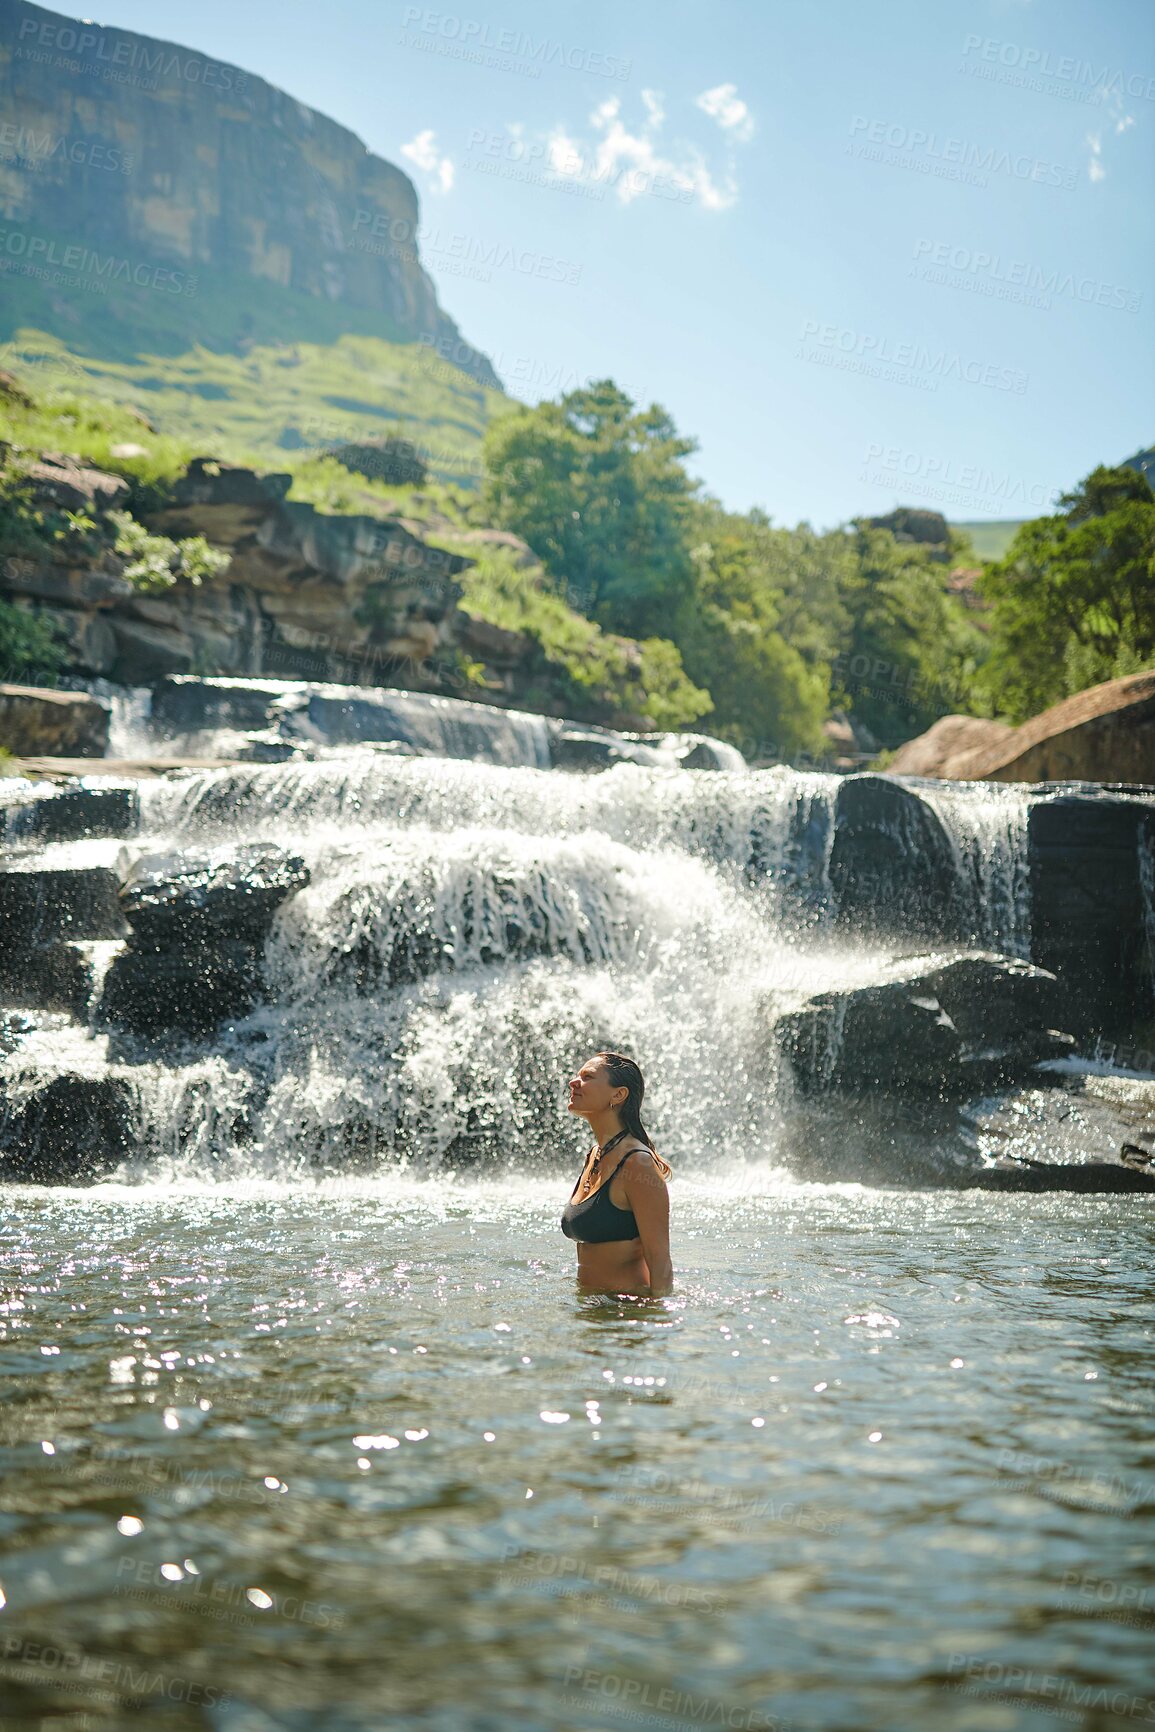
[[1, 780, 140, 844], [0, 865, 128, 948]]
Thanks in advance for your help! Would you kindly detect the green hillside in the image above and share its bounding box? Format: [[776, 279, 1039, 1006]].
[[0, 324, 510, 488], [950, 518, 1027, 561]]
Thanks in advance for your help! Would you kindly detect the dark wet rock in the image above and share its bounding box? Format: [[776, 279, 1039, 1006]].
[[1028, 792, 1155, 1033], [778, 977, 961, 1096], [0, 942, 95, 1018], [100, 940, 264, 1036], [547, 723, 666, 771], [117, 844, 310, 950], [0, 866, 127, 949], [777, 951, 1074, 1098], [100, 843, 310, 1035], [0, 684, 111, 757], [149, 675, 286, 738], [0, 1073, 139, 1184], [0, 781, 140, 845], [967, 1157, 1155, 1193], [828, 774, 963, 943]]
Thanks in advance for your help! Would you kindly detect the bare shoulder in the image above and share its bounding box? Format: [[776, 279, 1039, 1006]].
[[621, 1147, 668, 1187]]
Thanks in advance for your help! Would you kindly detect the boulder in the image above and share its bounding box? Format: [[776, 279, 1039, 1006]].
[[968, 1157, 1155, 1193], [888, 715, 1014, 778], [117, 844, 310, 950], [22, 453, 129, 516], [548, 722, 666, 771], [776, 951, 1074, 1098], [891, 671, 1155, 784], [328, 438, 428, 488], [148, 458, 292, 544], [149, 675, 289, 738], [827, 774, 964, 943], [0, 1073, 139, 1183], [0, 684, 110, 756], [101, 843, 310, 1035]]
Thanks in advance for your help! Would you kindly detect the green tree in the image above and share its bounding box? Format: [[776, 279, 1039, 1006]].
[[482, 380, 699, 637], [672, 514, 830, 757], [975, 464, 1155, 722], [835, 522, 988, 748]]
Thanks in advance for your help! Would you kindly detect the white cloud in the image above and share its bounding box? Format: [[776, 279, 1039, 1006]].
[[538, 88, 741, 210], [400, 128, 454, 194], [695, 82, 755, 143], [1086, 132, 1106, 181]]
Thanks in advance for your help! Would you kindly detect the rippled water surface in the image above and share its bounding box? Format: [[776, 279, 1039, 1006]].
[[2, 1174, 1153, 1731]]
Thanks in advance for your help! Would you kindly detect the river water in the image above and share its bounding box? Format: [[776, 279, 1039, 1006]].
[[2, 743, 1154, 1728], [2, 1177, 1153, 1731]]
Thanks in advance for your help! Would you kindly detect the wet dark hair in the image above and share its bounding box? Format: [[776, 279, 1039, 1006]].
[[596, 1051, 672, 1178]]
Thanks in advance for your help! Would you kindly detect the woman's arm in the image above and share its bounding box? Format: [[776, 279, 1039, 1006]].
[[623, 1152, 673, 1296]]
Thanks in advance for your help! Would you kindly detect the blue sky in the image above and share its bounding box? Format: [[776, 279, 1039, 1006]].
[[98, 0, 1153, 527]]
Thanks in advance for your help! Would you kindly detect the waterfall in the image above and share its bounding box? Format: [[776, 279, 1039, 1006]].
[[917, 779, 1033, 957], [2, 733, 1059, 1187]]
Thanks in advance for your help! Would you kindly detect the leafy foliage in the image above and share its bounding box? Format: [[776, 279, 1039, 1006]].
[[107, 511, 230, 594], [0, 597, 68, 684], [975, 465, 1155, 722], [451, 544, 712, 729]]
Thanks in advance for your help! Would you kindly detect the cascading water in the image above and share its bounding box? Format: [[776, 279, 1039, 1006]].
[[122, 759, 839, 1179], [912, 778, 1032, 958], [1, 707, 1063, 1188]]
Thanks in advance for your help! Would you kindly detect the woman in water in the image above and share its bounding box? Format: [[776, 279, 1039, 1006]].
[[561, 1051, 673, 1297]]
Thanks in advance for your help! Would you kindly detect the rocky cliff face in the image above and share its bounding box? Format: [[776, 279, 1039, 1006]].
[[0, 0, 498, 387]]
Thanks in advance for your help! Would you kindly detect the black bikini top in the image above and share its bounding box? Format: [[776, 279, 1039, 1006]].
[[560, 1138, 651, 1244]]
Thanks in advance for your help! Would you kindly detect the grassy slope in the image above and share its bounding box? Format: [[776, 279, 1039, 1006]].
[[0, 325, 511, 488], [949, 519, 1025, 561]]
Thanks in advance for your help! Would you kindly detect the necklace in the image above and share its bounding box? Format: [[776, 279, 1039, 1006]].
[[582, 1127, 631, 1194]]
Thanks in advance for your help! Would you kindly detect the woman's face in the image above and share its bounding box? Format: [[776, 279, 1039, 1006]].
[[567, 1056, 622, 1118]]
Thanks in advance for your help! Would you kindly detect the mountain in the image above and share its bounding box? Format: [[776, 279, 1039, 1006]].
[[0, 0, 504, 472]]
